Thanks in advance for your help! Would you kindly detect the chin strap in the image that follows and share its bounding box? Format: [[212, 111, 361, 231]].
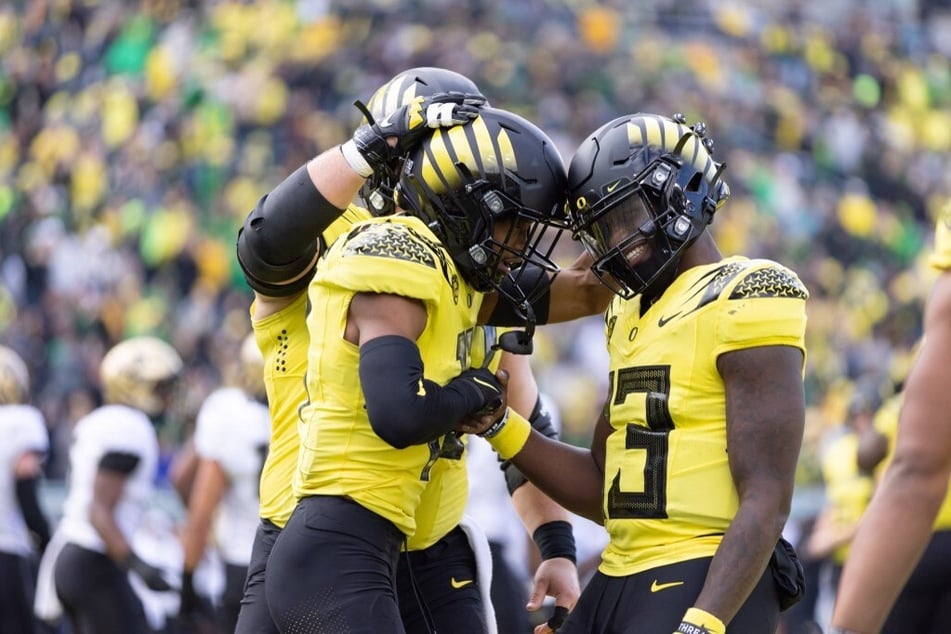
[[498, 301, 535, 355]]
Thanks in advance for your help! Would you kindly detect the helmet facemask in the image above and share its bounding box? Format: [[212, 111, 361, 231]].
[[567, 112, 730, 304], [575, 153, 717, 303], [399, 161, 563, 307]]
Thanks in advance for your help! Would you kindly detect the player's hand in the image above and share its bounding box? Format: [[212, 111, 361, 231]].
[[674, 607, 725, 634], [454, 368, 509, 436], [527, 557, 580, 633], [348, 92, 486, 176], [125, 552, 173, 592], [454, 367, 506, 418]]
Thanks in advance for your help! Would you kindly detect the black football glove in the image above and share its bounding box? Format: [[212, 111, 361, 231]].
[[179, 570, 200, 618], [125, 551, 173, 592], [451, 367, 503, 416], [343, 92, 486, 178]]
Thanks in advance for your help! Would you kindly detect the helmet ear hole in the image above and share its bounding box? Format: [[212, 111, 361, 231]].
[[669, 185, 686, 212], [685, 172, 704, 193]]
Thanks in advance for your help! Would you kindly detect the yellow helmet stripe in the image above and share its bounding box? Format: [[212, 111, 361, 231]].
[[627, 115, 719, 185], [496, 124, 516, 172], [367, 73, 419, 121], [418, 113, 517, 195], [464, 114, 493, 175], [423, 128, 462, 191]]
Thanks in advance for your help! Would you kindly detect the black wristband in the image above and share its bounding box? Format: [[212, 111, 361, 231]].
[[532, 520, 576, 563]]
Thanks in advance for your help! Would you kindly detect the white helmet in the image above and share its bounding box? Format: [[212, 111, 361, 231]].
[[0, 345, 30, 405], [100, 336, 183, 416]]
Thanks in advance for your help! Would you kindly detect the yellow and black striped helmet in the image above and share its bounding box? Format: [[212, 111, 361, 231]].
[[360, 67, 487, 216], [567, 112, 729, 300], [395, 106, 567, 300]]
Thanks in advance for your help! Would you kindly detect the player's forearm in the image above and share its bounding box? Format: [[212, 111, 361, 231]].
[[693, 505, 785, 624], [508, 433, 603, 523], [181, 460, 228, 571], [89, 503, 132, 564], [545, 257, 613, 323], [181, 519, 212, 573], [512, 482, 572, 535], [305, 146, 369, 207], [832, 463, 947, 631]]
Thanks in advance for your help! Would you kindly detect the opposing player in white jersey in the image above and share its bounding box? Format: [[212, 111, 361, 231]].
[[39, 336, 183, 634], [0, 345, 51, 634], [178, 334, 270, 632]]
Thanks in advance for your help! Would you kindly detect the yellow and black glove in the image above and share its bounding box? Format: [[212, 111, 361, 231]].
[[343, 92, 485, 178]]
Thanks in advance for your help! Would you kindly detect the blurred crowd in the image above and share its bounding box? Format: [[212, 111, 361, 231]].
[[2, 0, 950, 493]]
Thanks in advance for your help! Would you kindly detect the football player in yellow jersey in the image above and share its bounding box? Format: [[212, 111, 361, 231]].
[[236, 69, 597, 634], [833, 205, 951, 633], [262, 102, 576, 633], [232, 73, 486, 633], [250, 305, 579, 634], [475, 112, 810, 634]]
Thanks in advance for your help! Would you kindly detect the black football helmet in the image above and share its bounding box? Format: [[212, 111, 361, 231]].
[[395, 106, 567, 310], [360, 67, 487, 215], [567, 112, 730, 301]]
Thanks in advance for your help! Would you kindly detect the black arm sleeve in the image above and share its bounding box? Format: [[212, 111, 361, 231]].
[[501, 396, 559, 495], [487, 263, 552, 326], [98, 451, 141, 475], [236, 165, 346, 297], [15, 476, 51, 551], [359, 335, 486, 449]]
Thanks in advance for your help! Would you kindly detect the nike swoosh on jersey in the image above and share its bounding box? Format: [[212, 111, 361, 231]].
[[473, 378, 497, 391], [650, 580, 684, 592], [450, 577, 474, 589], [657, 312, 682, 327]]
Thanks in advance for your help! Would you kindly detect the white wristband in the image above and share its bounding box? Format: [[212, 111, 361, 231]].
[[340, 139, 374, 178]]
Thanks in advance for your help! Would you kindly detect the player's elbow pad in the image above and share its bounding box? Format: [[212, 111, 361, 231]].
[[502, 396, 559, 495], [236, 165, 345, 296], [360, 335, 481, 449]]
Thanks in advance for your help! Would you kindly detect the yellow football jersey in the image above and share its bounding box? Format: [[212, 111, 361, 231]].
[[295, 215, 484, 538], [407, 326, 504, 550], [252, 205, 370, 528], [873, 393, 951, 530], [598, 256, 808, 576]]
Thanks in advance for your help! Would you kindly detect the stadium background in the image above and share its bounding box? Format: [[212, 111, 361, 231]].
[[2, 0, 950, 579]]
